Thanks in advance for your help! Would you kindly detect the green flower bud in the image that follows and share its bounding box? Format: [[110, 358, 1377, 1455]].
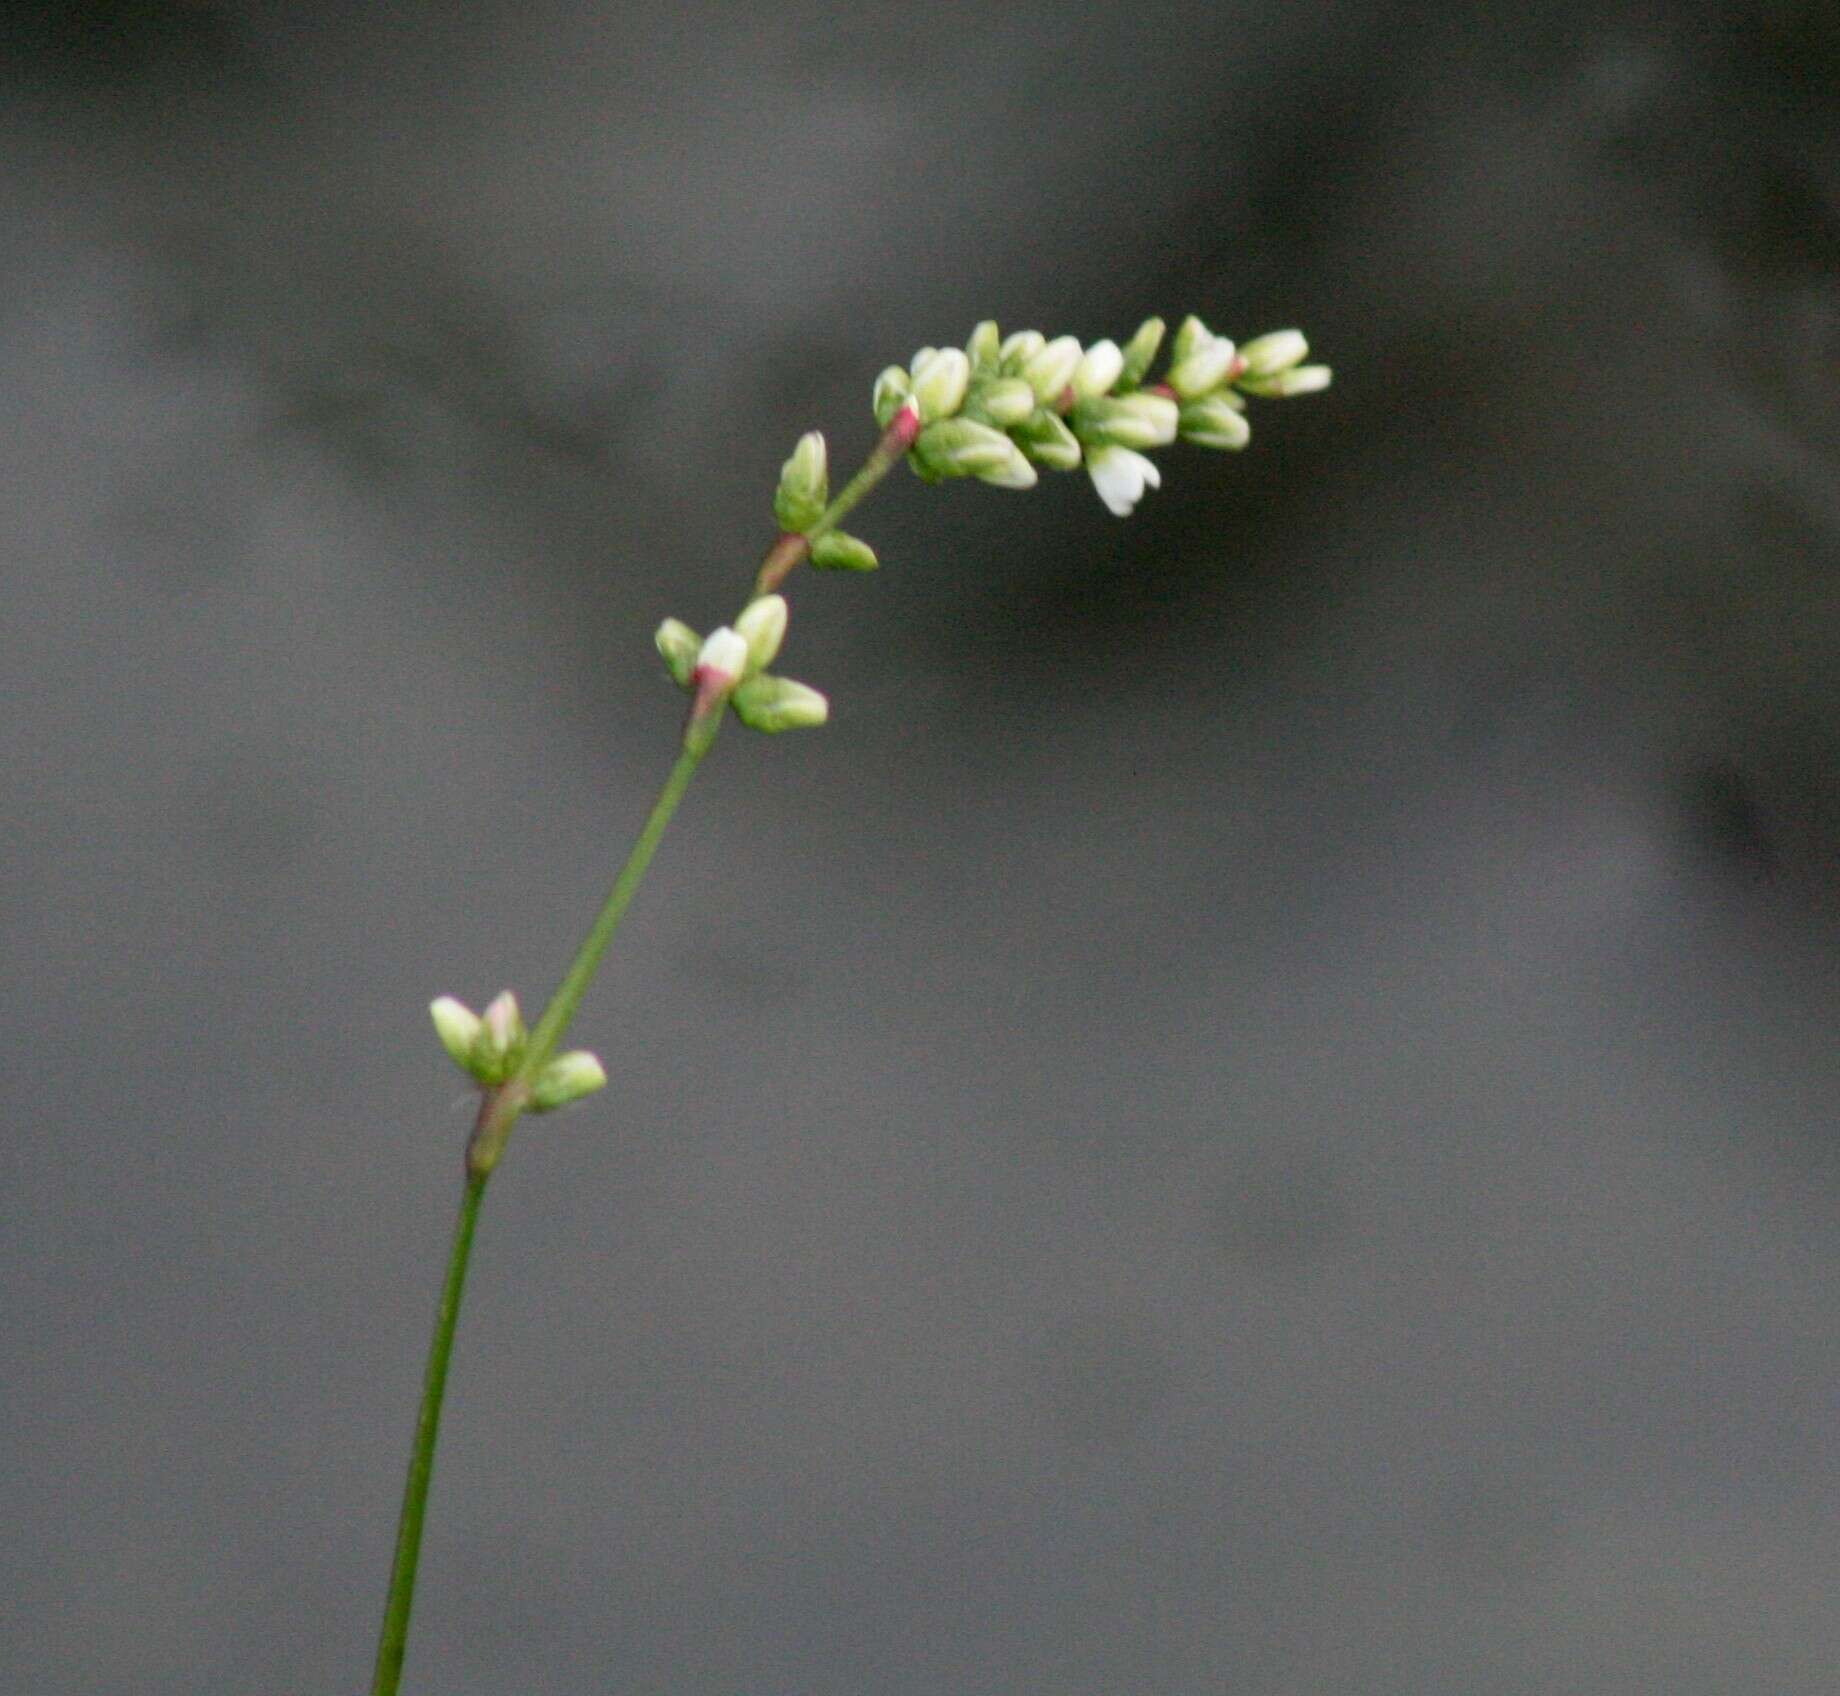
[[997, 329, 1045, 372], [529, 1050, 608, 1112], [965, 320, 1001, 370], [1116, 317, 1165, 390], [1008, 408, 1083, 470], [872, 366, 912, 429], [1071, 338, 1124, 400], [912, 416, 1028, 480], [1237, 329, 1309, 377], [1237, 363, 1333, 398], [734, 594, 788, 675], [773, 431, 829, 531], [1020, 334, 1082, 402], [976, 376, 1037, 427], [731, 673, 830, 733], [1168, 314, 1213, 367], [430, 996, 484, 1070], [1165, 332, 1237, 399], [1179, 393, 1252, 450], [810, 531, 878, 571], [910, 347, 971, 422], [469, 990, 527, 1083], [1071, 391, 1179, 450], [974, 441, 1038, 490], [655, 618, 701, 688]]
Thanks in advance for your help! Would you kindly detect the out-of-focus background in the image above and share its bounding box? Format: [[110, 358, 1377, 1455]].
[[5, 2, 1839, 1691]]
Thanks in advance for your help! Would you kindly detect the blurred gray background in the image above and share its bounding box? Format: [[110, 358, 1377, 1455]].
[[5, 2, 1839, 1691]]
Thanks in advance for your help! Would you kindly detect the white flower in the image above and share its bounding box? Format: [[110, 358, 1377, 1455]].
[[694, 626, 749, 685], [1086, 445, 1162, 517]]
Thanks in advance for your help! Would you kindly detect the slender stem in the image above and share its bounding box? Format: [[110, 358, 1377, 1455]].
[[374, 417, 908, 1690], [371, 1168, 489, 1696], [520, 733, 713, 1082]]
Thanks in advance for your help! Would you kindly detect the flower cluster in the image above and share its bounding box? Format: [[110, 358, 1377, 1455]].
[[654, 593, 828, 733], [871, 317, 1329, 518], [429, 991, 607, 1110]]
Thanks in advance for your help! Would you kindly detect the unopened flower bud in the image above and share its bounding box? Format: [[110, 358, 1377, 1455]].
[[997, 329, 1045, 371], [1009, 409, 1082, 470], [912, 417, 1027, 480], [1072, 339, 1124, 400], [734, 595, 788, 674], [655, 618, 701, 688], [872, 366, 912, 429], [965, 320, 1001, 369], [430, 996, 484, 1069], [1086, 444, 1163, 518], [810, 531, 878, 571], [731, 673, 831, 732], [1165, 332, 1237, 399], [471, 990, 526, 1081], [974, 441, 1039, 490], [1167, 314, 1214, 367], [1071, 391, 1179, 450], [1237, 329, 1309, 377], [1237, 363, 1333, 398], [910, 347, 971, 422], [976, 377, 1037, 427], [1179, 393, 1252, 450], [529, 1050, 608, 1112], [773, 432, 829, 531], [1116, 317, 1165, 390], [1020, 335, 1082, 402]]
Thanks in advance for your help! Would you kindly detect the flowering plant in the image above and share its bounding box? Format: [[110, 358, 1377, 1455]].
[[369, 314, 1328, 1695]]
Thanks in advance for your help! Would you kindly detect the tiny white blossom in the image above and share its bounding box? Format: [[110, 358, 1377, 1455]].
[[1086, 445, 1162, 517], [695, 626, 749, 684]]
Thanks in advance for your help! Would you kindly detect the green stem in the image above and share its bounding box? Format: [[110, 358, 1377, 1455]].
[[520, 732, 714, 1081], [371, 1168, 488, 1696], [375, 418, 903, 1689]]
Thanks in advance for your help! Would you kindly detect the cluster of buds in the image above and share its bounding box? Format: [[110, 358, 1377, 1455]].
[[429, 991, 608, 1111], [872, 317, 1329, 517], [654, 592, 828, 734]]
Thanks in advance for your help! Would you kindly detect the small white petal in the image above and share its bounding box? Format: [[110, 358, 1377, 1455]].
[[696, 626, 749, 683], [1086, 445, 1160, 517]]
